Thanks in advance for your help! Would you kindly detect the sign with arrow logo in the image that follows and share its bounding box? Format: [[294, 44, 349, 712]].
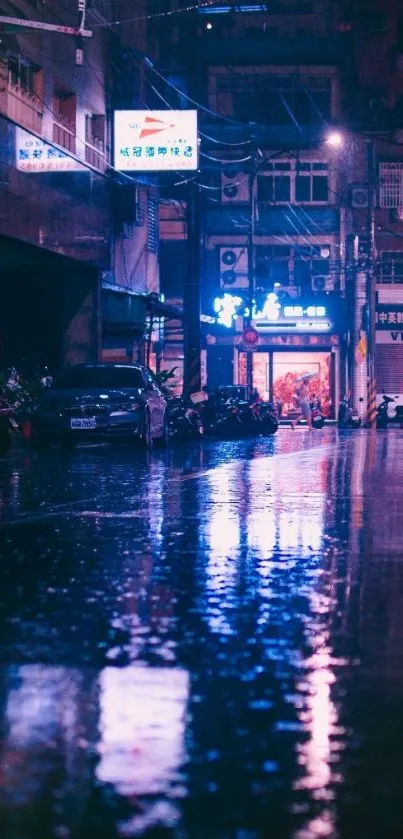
[[114, 110, 198, 172]]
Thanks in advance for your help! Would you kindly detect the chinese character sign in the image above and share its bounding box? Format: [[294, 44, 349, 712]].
[[114, 110, 198, 172], [214, 294, 242, 328], [15, 128, 85, 172], [376, 305, 403, 328]]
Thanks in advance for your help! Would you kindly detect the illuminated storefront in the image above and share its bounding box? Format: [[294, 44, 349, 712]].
[[205, 293, 345, 418]]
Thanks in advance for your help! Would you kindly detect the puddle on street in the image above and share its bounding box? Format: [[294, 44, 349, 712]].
[[1, 431, 403, 838]]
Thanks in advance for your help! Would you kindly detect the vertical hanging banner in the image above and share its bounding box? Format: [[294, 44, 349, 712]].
[[355, 334, 367, 365], [114, 110, 198, 172]]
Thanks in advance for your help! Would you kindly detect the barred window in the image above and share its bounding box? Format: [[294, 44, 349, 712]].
[[379, 251, 403, 283], [379, 163, 403, 208], [147, 196, 159, 253]]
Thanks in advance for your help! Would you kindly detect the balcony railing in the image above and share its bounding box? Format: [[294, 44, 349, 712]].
[[53, 116, 76, 154], [85, 136, 107, 171], [0, 81, 43, 134]]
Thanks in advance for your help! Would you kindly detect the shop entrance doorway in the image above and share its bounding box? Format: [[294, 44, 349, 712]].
[[238, 349, 336, 418], [272, 351, 332, 417]]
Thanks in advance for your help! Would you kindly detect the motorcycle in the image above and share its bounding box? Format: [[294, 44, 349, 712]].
[[338, 395, 361, 429]]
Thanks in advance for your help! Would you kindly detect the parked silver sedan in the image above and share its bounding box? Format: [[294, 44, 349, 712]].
[[32, 363, 168, 448]]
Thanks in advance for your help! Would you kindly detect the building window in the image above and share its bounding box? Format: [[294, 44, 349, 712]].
[[8, 58, 35, 95], [214, 73, 331, 125], [53, 87, 76, 153], [257, 160, 328, 205], [255, 245, 292, 289], [147, 196, 159, 253], [379, 251, 403, 283], [257, 163, 291, 203], [294, 245, 331, 290], [295, 162, 328, 203], [85, 113, 105, 147]]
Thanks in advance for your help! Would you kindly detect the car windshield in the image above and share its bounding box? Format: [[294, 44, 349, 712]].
[[52, 367, 145, 390]]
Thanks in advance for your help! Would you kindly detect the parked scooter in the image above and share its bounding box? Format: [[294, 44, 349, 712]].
[[376, 394, 403, 429], [200, 391, 278, 439], [310, 396, 325, 429], [168, 396, 203, 441], [338, 395, 361, 429], [258, 401, 279, 436], [206, 400, 245, 438]]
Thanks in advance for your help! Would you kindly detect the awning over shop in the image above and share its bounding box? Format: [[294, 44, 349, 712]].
[[147, 295, 184, 321], [102, 290, 184, 335], [102, 289, 147, 335]]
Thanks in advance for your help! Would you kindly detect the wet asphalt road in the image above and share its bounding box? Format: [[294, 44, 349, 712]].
[[0, 429, 403, 839]]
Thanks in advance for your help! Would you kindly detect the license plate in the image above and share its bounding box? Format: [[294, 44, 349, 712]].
[[70, 418, 96, 429]]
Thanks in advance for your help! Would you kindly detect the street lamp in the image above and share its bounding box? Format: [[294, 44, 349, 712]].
[[324, 125, 376, 425], [325, 129, 345, 150]]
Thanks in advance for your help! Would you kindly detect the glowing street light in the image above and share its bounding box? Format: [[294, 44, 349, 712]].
[[325, 130, 344, 150]]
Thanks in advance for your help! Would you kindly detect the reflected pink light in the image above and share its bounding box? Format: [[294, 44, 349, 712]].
[[247, 509, 276, 561], [97, 666, 189, 803], [294, 637, 339, 838]]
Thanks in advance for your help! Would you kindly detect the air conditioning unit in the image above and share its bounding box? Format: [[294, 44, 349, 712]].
[[221, 170, 250, 203], [351, 186, 369, 208], [219, 246, 249, 288], [312, 276, 336, 292]]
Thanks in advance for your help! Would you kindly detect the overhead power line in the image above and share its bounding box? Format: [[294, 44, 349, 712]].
[[92, 1, 224, 27]]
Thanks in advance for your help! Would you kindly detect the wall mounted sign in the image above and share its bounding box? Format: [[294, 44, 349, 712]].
[[213, 292, 332, 333], [376, 305, 403, 329], [114, 110, 198, 171], [15, 127, 85, 172], [376, 331, 403, 343]]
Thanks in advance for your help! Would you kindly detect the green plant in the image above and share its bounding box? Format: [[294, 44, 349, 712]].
[[154, 367, 178, 395]]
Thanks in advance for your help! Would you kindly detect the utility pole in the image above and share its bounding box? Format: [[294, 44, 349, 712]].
[[352, 139, 377, 426], [246, 142, 257, 397], [366, 140, 377, 428], [353, 245, 368, 423], [183, 184, 202, 396]]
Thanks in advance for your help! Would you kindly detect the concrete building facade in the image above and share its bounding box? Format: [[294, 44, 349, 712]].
[[0, 0, 160, 374]]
